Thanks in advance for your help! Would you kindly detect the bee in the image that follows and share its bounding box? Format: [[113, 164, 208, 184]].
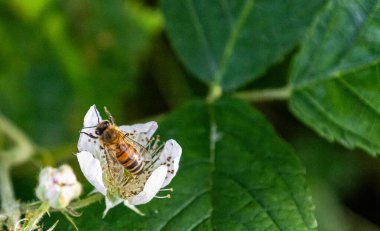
[[80, 106, 166, 198], [81, 107, 147, 176], [96, 122, 145, 175]]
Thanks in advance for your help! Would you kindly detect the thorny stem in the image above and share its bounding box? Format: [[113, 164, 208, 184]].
[[235, 86, 292, 102], [23, 202, 49, 231], [20, 193, 104, 214], [68, 193, 103, 210], [0, 114, 35, 229], [0, 164, 20, 229]]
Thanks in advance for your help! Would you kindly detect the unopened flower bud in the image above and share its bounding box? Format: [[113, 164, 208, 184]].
[[35, 165, 82, 209]]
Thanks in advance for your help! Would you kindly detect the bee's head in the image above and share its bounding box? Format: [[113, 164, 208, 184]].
[[95, 120, 110, 136]]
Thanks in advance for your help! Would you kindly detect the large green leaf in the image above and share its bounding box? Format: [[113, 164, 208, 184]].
[[290, 0, 380, 155], [161, 0, 325, 90], [50, 98, 316, 230]]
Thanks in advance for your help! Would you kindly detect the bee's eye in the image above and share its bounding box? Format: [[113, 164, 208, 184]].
[[95, 130, 100, 135]]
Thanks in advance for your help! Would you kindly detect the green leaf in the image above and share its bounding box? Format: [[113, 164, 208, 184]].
[[289, 0, 380, 155], [52, 98, 316, 230], [161, 0, 325, 90]]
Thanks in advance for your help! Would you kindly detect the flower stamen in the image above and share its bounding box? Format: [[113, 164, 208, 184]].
[[160, 188, 173, 192], [154, 194, 171, 199], [14, 218, 28, 231]]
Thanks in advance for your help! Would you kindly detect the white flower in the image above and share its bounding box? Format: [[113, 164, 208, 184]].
[[77, 105, 182, 216], [35, 165, 82, 209]]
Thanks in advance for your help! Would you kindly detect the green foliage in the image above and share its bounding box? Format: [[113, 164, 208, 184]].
[[50, 98, 316, 230], [162, 0, 325, 90], [290, 0, 380, 155], [0, 0, 161, 146], [1, 0, 380, 230]]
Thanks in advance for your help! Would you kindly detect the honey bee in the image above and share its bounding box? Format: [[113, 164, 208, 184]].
[[96, 122, 145, 175], [80, 106, 165, 198], [81, 107, 147, 176]]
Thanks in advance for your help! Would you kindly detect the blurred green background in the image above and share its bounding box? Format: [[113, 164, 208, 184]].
[[0, 0, 379, 230], [0, 0, 206, 217]]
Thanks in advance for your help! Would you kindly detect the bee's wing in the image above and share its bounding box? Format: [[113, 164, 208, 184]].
[[101, 138, 149, 198], [102, 147, 126, 191], [117, 130, 148, 157], [119, 122, 157, 146], [118, 171, 150, 199]]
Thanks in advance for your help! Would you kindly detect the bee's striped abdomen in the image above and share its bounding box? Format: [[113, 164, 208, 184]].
[[115, 143, 144, 175]]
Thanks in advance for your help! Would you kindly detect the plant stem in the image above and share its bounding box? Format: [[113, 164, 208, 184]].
[[0, 115, 35, 229], [19, 202, 42, 214], [17, 194, 103, 230], [23, 202, 49, 231], [20, 193, 103, 214], [68, 193, 103, 210], [0, 114, 35, 165], [207, 83, 222, 103], [0, 164, 20, 229], [235, 86, 292, 102]]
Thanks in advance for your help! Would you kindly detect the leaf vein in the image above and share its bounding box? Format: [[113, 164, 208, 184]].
[[302, 91, 376, 147], [294, 0, 380, 87], [188, 216, 210, 231], [293, 1, 336, 83], [294, 58, 380, 90], [335, 0, 380, 68], [157, 189, 209, 231], [220, 0, 235, 27], [212, 0, 255, 84], [226, 176, 282, 231], [185, 0, 218, 77], [338, 78, 380, 116], [221, 132, 311, 228], [230, 199, 261, 231]]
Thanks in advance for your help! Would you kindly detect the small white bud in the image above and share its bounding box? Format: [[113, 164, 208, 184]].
[[35, 165, 82, 209]]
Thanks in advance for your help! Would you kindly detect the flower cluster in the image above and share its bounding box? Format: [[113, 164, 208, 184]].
[[76, 105, 182, 216], [35, 165, 82, 209]]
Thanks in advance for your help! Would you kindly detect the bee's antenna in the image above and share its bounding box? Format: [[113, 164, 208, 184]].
[[80, 131, 98, 139], [104, 106, 114, 124]]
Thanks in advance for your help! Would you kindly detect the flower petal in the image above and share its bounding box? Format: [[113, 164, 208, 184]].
[[35, 165, 82, 209], [104, 196, 123, 218], [77, 151, 106, 196], [155, 139, 182, 188], [123, 201, 145, 216], [84, 105, 102, 128], [78, 105, 103, 157], [128, 165, 168, 205], [119, 121, 158, 146], [78, 132, 103, 160], [57, 165, 79, 184]]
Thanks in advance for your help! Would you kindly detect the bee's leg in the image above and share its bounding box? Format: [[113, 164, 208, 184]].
[[80, 131, 98, 139], [121, 177, 131, 187]]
